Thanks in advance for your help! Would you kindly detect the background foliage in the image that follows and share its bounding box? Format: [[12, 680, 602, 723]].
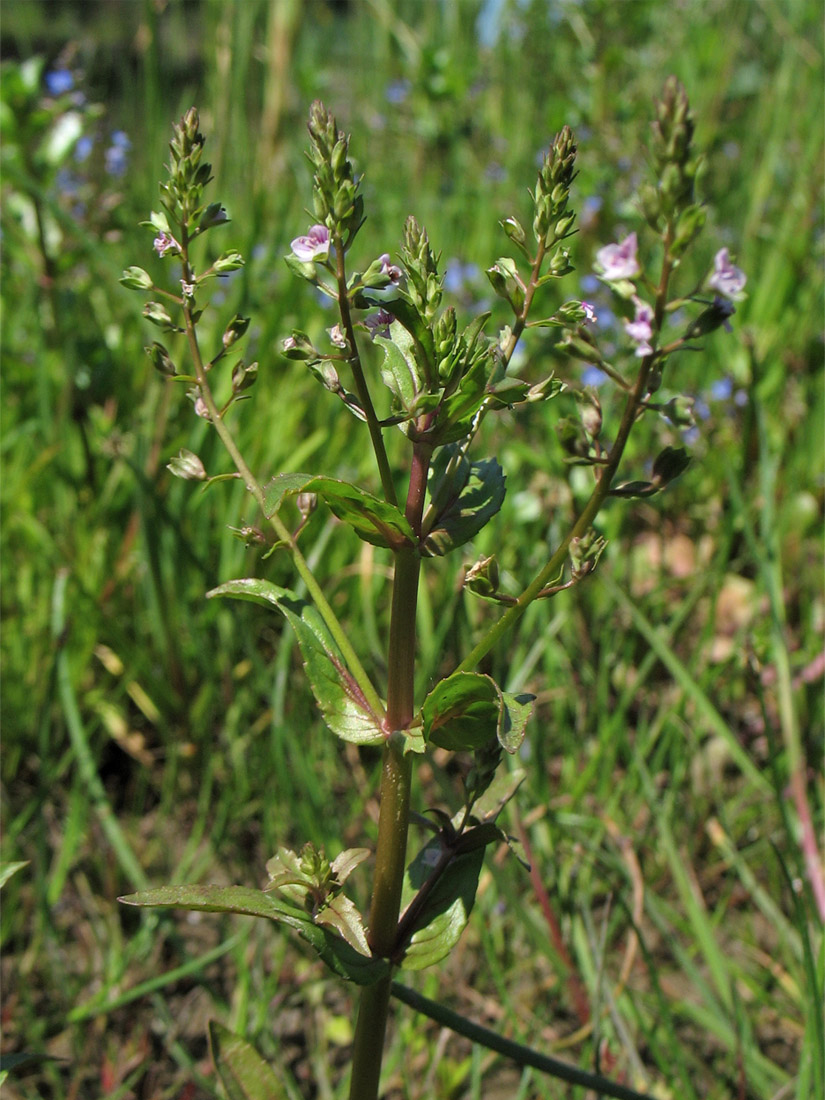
[[2, 1, 823, 1098]]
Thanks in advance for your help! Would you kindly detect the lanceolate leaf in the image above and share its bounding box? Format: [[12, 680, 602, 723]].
[[423, 450, 506, 557], [397, 839, 485, 970], [119, 885, 388, 985], [263, 472, 315, 516], [207, 579, 384, 745], [421, 672, 534, 753], [375, 322, 422, 412], [302, 477, 415, 549], [265, 474, 415, 550], [208, 1021, 283, 1100]]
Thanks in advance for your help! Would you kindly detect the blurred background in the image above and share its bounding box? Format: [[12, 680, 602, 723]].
[[2, 1, 823, 1098]]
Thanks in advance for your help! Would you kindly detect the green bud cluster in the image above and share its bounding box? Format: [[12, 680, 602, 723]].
[[532, 126, 578, 248], [645, 77, 703, 225], [159, 108, 219, 228], [400, 216, 443, 324], [306, 101, 365, 248], [433, 306, 458, 380]]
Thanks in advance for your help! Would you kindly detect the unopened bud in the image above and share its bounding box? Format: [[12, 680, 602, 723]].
[[213, 250, 244, 273], [282, 331, 318, 360], [501, 215, 527, 249], [145, 341, 176, 377], [652, 445, 690, 485], [168, 448, 207, 480], [223, 314, 250, 349], [465, 555, 500, 598], [231, 360, 258, 393], [120, 266, 153, 291]]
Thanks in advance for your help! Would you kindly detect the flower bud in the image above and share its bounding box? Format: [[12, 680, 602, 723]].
[[213, 250, 244, 273], [296, 492, 317, 521], [231, 360, 258, 393], [120, 266, 154, 291], [501, 215, 528, 251], [465, 555, 500, 598], [222, 314, 250, 349], [548, 245, 573, 276], [197, 203, 229, 232], [663, 395, 695, 427], [145, 341, 176, 377], [143, 301, 178, 331], [569, 530, 607, 576], [554, 211, 576, 239], [683, 297, 736, 339], [652, 445, 690, 486], [168, 448, 207, 480], [282, 331, 318, 360], [486, 257, 525, 313]]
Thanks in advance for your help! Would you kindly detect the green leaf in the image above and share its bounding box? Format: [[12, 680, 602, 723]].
[[398, 839, 485, 970], [208, 579, 384, 745], [119, 884, 389, 985], [434, 356, 490, 443], [263, 472, 315, 516], [301, 478, 415, 550], [375, 322, 423, 412], [0, 861, 29, 889], [472, 767, 526, 823], [0, 1052, 62, 1076], [421, 672, 534, 753], [316, 893, 371, 956], [265, 474, 414, 550], [359, 287, 437, 382], [423, 449, 506, 557], [208, 1021, 284, 1100]]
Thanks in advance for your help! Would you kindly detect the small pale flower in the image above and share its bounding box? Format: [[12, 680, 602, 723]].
[[364, 309, 394, 340], [283, 336, 297, 352], [379, 253, 403, 283], [328, 324, 347, 348], [624, 296, 654, 357], [153, 231, 179, 257], [708, 248, 746, 300], [181, 279, 195, 298], [581, 301, 597, 324], [291, 224, 330, 262], [193, 395, 209, 419], [595, 232, 640, 281]]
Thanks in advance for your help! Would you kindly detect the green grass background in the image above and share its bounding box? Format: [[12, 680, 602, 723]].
[[1, 1, 823, 1098]]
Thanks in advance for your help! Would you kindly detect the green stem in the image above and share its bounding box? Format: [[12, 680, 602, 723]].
[[349, 440, 431, 1099], [390, 983, 655, 1100], [180, 289, 385, 722], [456, 231, 676, 676]]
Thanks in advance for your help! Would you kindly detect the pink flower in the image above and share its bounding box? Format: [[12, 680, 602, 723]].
[[595, 232, 640, 281], [291, 224, 330, 262], [581, 301, 597, 324], [153, 232, 179, 257], [708, 248, 746, 300], [379, 253, 403, 283], [364, 309, 394, 340], [624, 296, 654, 357]]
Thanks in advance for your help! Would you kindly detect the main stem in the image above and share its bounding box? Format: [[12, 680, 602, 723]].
[[349, 443, 431, 1100]]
